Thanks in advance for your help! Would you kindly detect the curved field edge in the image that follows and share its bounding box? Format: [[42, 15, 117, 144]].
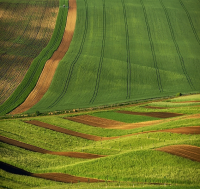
[[0, 0, 69, 116], [25, 0, 200, 114]]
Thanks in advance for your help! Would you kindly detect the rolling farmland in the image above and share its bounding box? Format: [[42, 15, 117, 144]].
[[0, 0, 59, 105], [0, 0, 200, 188], [0, 96, 200, 188], [23, 0, 200, 114]]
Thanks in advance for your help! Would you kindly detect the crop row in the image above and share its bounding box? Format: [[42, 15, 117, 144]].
[[0, 0, 68, 115]]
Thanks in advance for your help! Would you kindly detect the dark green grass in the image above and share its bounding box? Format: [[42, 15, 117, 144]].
[[25, 0, 200, 114], [90, 111, 161, 123]]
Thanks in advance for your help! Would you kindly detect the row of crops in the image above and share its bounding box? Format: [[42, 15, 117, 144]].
[[0, 0, 69, 115], [24, 0, 200, 114], [0, 0, 60, 105], [0, 98, 200, 188]]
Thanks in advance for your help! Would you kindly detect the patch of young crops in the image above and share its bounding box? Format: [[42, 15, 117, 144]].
[[0, 142, 88, 173], [0, 0, 68, 116], [168, 94, 200, 102], [90, 111, 160, 123], [30, 112, 200, 137]]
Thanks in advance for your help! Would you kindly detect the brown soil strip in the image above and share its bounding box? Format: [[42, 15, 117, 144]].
[[0, 135, 106, 159], [0, 161, 105, 183], [10, 0, 77, 115], [66, 115, 126, 128], [158, 126, 200, 134], [24, 120, 116, 141], [117, 110, 184, 118], [156, 145, 200, 162]]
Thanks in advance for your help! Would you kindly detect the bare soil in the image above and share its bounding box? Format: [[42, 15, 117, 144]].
[[0, 161, 105, 183], [117, 110, 184, 118], [156, 145, 200, 162], [10, 0, 77, 114], [24, 120, 116, 141], [0, 135, 106, 159], [66, 115, 125, 128]]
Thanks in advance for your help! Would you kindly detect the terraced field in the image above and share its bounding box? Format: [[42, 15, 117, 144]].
[[0, 96, 200, 188], [0, 0, 59, 105]]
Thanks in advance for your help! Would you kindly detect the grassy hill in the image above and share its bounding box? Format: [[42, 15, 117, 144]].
[[24, 0, 200, 114], [0, 95, 200, 188]]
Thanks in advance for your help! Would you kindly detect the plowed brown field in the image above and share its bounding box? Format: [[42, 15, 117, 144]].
[[10, 0, 77, 115], [156, 145, 200, 162], [116, 111, 184, 118], [0, 161, 105, 183], [66, 115, 126, 128], [0, 135, 106, 159]]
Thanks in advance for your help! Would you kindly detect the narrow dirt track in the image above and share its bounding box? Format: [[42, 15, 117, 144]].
[[66, 115, 126, 128], [156, 145, 200, 162], [0, 161, 105, 183], [10, 0, 77, 115], [0, 135, 106, 159], [116, 111, 184, 118], [24, 120, 117, 141]]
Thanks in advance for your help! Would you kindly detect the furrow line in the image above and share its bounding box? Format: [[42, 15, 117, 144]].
[[48, 0, 89, 109], [159, 0, 195, 90], [90, 0, 106, 104], [121, 0, 131, 99], [140, 0, 163, 93], [178, 0, 200, 45]]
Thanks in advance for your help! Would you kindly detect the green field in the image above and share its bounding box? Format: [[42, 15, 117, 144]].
[[24, 0, 200, 114], [1, 98, 200, 188], [1, 0, 200, 188]]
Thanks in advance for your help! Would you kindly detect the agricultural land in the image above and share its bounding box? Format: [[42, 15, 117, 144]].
[[0, 0, 200, 188]]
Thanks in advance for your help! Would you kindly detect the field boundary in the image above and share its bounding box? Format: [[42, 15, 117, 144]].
[[0, 135, 106, 159], [10, 0, 77, 114], [48, 0, 89, 109]]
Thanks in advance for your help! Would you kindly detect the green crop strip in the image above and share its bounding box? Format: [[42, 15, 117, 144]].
[[140, 0, 163, 93], [0, 0, 68, 115], [48, 0, 88, 109]]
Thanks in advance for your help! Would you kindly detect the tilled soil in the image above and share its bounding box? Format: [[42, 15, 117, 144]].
[[24, 120, 117, 141], [156, 145, 200, 162], [0, 135, 106, 159], [0, 161, 105, 183], [116, 111, 184, 118], [10, 0, 77, 114], [66, 115, 126, 128]]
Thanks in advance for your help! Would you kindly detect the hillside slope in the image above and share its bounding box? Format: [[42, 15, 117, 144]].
[[0, 0, 59, 105], [27, 0, 200, 114]]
